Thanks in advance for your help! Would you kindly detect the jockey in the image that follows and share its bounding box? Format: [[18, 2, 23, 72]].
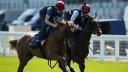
[[69, 2, 91, 30], [66, 2, 101, 48], [68, 2, 101, 36], [29, 1, 65, 48]]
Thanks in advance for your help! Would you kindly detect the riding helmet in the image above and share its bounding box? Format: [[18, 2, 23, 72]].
[[81, 2, 90, 13], [55, 1, 65, 11]]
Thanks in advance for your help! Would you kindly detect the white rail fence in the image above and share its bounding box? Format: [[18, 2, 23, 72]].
[[0, 31, 128, 61]]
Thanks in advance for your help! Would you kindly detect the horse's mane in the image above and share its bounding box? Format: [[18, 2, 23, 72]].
[[56, 18, 67, 27]]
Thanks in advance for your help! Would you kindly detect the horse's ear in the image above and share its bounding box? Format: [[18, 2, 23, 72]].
[[93, 13, 98, 21], [95, 13, 97, 18], [56, 18, 63, 24], [57, 18, 67, 25]]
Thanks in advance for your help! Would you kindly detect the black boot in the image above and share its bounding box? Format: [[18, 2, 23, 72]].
[[29, 25, 48, 49], [29, 40, 42, 49], [29, 25, 53, 49]]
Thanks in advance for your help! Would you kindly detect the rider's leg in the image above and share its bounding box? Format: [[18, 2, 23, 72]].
[[29, 25, 49, 48], [36, 25, 49, 42]]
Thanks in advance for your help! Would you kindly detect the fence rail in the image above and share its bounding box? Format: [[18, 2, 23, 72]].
[[0, 31, 128, 61]]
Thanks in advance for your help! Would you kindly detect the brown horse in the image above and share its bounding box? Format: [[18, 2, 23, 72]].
[[8, 18, 72, 72], [66, 15, 102, 72]]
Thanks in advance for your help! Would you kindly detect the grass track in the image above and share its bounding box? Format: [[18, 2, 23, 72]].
[[0, 56, 128, 72]]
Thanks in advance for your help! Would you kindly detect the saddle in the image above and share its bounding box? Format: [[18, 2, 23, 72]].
[[29, 29, 52, 49]]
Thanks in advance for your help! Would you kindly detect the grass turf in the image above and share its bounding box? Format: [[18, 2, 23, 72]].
[[0, 56, 128, 72]]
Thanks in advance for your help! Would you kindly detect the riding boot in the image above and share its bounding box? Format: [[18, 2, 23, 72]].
[[29, 25, 49, 48], [36, 25, 49, 41]]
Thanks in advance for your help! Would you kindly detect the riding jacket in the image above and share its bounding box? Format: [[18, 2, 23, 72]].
[[39, 6, 63, 26], [70, 10, 89, 28]]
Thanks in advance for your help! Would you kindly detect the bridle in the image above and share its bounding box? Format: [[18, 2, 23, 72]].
[[82, 17, 100, 33]]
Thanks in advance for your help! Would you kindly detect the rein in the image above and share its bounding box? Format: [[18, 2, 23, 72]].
[[48, 60, 58, 69], [88, 46, 94, 53]]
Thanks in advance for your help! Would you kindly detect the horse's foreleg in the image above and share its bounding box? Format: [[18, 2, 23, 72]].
[[79, 59, 85, 72], [58, 60, 66, 71], [67, 52, 76, 72], [73, 56, 85, 72], [67, 58, 76, 72], [17, 52, 33, 72], [58, 54, 75, 72], [47, 53, 71, 72]]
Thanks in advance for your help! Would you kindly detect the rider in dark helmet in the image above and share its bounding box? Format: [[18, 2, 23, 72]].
[[69, 2, 102, 35], [69, 2, 91, 30], [29, 1, 65, 48], [66, 2, 101, 48]]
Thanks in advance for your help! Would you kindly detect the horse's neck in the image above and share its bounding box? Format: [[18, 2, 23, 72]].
[[82, 31, 92, 41], [83, 18, 100, 33], [83, 23, 93, 32], [52, 26, 66, 42], [86, 32, 92, 41]]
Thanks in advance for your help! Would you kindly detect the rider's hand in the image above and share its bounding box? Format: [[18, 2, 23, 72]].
[[67, 21, 74, 26], [52, 24, 57, 28]]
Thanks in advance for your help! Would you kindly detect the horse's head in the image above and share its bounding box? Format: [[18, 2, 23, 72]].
[[82, 14, 102, 36], [56, 18, 67, 27], [56, 18, 75, 32], [92, 14, 102, 36], [52, 18, 67, 34], [55, 18, 75, 40]]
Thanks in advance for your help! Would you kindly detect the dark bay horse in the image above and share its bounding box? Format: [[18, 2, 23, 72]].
[[67, 15, 102, 72], [8, 18, 72, 72]]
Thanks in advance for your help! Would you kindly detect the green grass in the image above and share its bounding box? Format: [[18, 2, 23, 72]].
[[0, 56, 128, 72]]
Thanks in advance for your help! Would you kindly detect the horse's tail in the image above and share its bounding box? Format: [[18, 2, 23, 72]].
[[8, 38, 18, 50]]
